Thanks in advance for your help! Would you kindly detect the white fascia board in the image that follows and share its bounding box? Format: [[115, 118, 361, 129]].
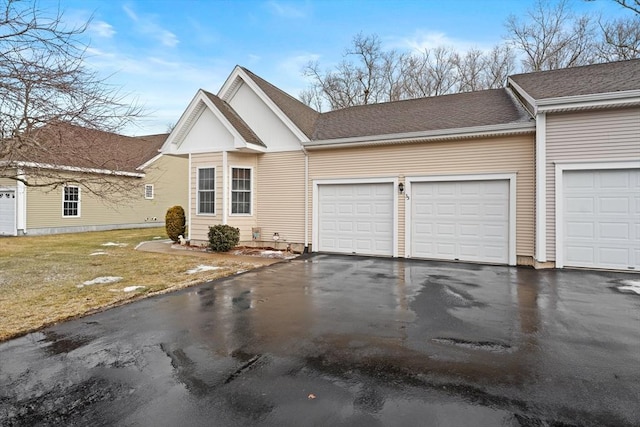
[[11, 161, 145, 178], [536, 90, 640, 113], [507, 78, 537, 115], [219, 67, 311, 143], [161, 91, 208, 152], [303, 122, 535, 150], [137, 152, 163, 170]]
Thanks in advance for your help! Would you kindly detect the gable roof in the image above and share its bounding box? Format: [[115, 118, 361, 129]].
[[239, 67, 319, 139], [509, 59, 640, 100], [12, 123, 165, 174], [311, 88, 531, 141], [201, 90, 265, 147]]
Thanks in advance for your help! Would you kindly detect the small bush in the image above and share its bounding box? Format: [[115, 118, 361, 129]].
[[208, 224, 240, 252], [165, 205, 186, 242]]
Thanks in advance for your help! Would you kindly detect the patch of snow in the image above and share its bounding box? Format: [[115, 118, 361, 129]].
[[617, 280, 640, 295], [123, 286, 145, 293], [236, 270, 248, 275], [152, 236, 163, 240], [90, 251, 108, 256], [78, 276, 123, 288], [186, 265, 222, 275], [101, 242, 128, 247]]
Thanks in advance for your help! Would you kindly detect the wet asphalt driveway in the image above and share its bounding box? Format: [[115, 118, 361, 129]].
[[1, 254, 639, 426]]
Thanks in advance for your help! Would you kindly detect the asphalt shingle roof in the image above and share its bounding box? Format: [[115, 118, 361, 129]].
[[16, 123, 166, 173], [202, 91, 265, 147], [312, 88, 531, 141], [509, 59, 640, 100], [240, 67, 320, 139]]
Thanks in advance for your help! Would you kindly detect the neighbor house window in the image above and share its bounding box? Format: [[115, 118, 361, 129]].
[[144, 184, 154, 199], [63, 186, 80, 217], [197, 167, 215, 214], [231, 167, 251, 214]]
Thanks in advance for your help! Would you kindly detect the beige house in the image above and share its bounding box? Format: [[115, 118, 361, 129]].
[[0, 124, 188, 236], [162, 59, 639, 271]]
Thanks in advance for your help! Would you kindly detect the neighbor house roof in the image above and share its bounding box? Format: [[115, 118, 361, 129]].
[[311, 88, 532, 141], [509, 59, 640, 100], [240, 67, 320, 139], [202, 90, 265, 147], [13, 123, 166, 174]]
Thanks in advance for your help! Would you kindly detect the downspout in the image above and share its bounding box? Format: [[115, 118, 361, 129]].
[[535, 113, 547, 263], [187, 154, 192, 240], [301, 145, 309, 252], [222, 151, 228, 225]]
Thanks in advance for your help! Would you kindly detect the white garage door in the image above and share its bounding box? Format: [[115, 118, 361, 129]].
[[0, 190, 16, 236], [563, 169, 640, 271], [317, 183, 394, 256], [410, 180, 510, 264]]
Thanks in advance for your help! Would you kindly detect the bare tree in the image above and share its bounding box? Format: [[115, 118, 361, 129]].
[[596, 16, 640, 60], [482, 44, 517, 89], [611, 0, 640, 14], [505, 0, 596, 71], [0, 0, 144, 197]]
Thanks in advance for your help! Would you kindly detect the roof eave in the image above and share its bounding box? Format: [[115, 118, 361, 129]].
[[303, 122, 535, 150], [6, 161, 145, 178], [536, 90, 640, 113]]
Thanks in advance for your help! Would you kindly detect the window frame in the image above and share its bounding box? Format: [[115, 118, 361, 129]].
[[196, 167, 216, 215], [230, 166, 253, 216], [144, 184, 154, 200], [62, 185, 80, 218]]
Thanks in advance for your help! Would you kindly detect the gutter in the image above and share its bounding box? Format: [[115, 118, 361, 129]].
[[6, 161, 145, 178], [303, 122, 535, 150]]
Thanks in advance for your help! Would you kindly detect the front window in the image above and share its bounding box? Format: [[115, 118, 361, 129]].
[[197, 168, 215, 214], [63, 186, 80, 217], [231, 168, 251, 214]]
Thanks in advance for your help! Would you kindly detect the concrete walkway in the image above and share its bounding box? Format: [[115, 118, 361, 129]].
[[135, 240, 286, 266]]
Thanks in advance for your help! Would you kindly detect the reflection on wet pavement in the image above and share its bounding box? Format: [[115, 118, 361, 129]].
[[1, 254, 639, 426]]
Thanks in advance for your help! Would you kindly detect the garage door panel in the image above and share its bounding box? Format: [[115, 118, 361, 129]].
[[563, 168, 639, 270], [318, 183, 394, 256], [410, 180, 509, 264]]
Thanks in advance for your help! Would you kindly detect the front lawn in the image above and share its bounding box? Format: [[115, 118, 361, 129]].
[[0, 228, 264, 341]]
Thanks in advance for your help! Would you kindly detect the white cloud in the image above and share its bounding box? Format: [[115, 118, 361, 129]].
[[389, 30, 492, 54], [266, 1, 308, 18], [122, 4, 179, 48], [90, 20, 116, 38]]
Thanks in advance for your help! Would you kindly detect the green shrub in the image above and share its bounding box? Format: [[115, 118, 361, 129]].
[[165, 205, 186, 242], [208, 224, 240, 252]]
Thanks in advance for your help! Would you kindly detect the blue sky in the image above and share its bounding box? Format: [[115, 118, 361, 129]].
[[50, 0, 633, 135]]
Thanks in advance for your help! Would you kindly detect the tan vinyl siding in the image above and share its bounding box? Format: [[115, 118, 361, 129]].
[[309, 134, 535, 258], [256, 150, 306, 244], [0, 177, 17, 187], [25, 155, 188, 234], [545, 107, 640, 260]]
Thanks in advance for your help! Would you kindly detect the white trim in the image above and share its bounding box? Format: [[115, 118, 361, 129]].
[[16, 168, 26, 233], [303, 122, 535, 149], [312, 177, 399, 257], [222, 152, 228, 224], [137, 152, 163, 170], [3, 161, 144, 178], [535, 113, 547, 262], [507, 78, 537, 115], [536, 90, 640, 113], [62, 185, 81, 218], [195, 166, 216, 216], [229, 165, 254, 217], [554, 159, 640, 269], [187, 154, 192, 240], [219, 67, 311, 143], [304, 150, 309, 248], [404, 173, 517, 266], [144, 184, 154, 200]]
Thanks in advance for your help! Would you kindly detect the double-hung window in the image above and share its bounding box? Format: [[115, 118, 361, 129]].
[[197, 167, 215, 214], [63, 186, 80, 217], [144, 184, 154, 199], [231, 168, 251, 215]]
